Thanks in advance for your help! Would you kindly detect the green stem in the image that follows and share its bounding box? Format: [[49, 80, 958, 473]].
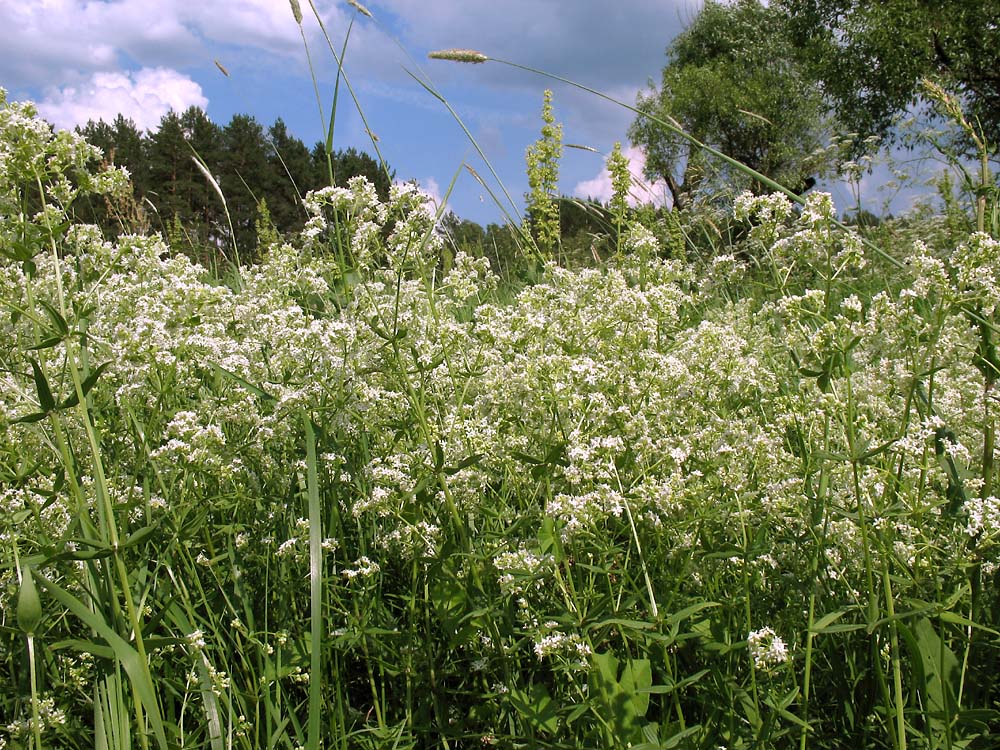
[[881, 562, 907, 750], [302, 413, 324, 750], [27, 632, 43, 750]]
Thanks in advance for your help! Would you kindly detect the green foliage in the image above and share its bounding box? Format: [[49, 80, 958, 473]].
[[588, 652, 654, 748], [265, 117, 313, 234], [779, 0, 1000, 151], [219, 113, 270, 260], [630, 0, 837, 209], [73, 106, 393, 266], [5, 18, 1000, 748], [608, 142, 631, 254], [525, 89, 563, 257], [329, 145, 394, 201]]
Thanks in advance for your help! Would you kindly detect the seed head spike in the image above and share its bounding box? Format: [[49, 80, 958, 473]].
[[347, 0, 373, 18], [428, 48, 489, 64]]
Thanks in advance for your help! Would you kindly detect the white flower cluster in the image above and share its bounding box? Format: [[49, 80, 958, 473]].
[[4, 696, 67, 740], [533, 624, 591, 665], [342, 555, 381, 582], [494, 547, 553, 595], [4, 88, 1000, 743], [747, 626, 789, 670]]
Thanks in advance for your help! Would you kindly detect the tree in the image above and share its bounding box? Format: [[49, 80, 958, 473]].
[[76, 115, 148, 234], [180, 106, 224, 244], [79, 114, 146, 189], [145, 110, 204, 239], [439, 211, 485, 256], [220, 113, 270, 259], [320, 145, 394, 201], [778, 0, 1000, 151], [629, 0, 836, 209], [265, 118, 313, 235], [483, 222, 522, 275]]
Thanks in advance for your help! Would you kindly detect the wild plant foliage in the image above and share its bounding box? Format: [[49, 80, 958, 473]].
[[1, 82, 999, 750]]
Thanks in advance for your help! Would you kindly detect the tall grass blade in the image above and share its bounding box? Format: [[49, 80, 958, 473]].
[[324, 19, 353, 185], [33, 571, 170, 750], [303, 412, 324, 749], [191, 150, 240, 266], [402, 68, 529, 235], [304, 0, 392, 185]]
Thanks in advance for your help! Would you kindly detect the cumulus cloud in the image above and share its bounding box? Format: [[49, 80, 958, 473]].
[[37, 68, 208, 132], [0, 1, 201, 89], [573, 145, 669, 207], [0, 0, 384, 91], [398, 177, 445, 212]]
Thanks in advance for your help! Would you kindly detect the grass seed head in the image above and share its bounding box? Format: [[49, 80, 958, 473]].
[[347, 0, 373, 18], [289, 0, 303, 25], [429, 48, 489, 64]]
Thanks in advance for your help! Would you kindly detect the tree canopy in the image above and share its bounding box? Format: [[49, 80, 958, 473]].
[[77, 107, 394, 261], [629, 0, 837, 209], [778, 0, 1000, 151]]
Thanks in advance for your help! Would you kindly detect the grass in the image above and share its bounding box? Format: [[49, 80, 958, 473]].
[[2, 7, 1000, 749]]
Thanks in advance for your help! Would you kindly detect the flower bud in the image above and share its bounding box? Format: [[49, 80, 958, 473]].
[[17, 565, 42, 635]]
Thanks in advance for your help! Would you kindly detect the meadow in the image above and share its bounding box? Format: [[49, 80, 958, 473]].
[[3, 13, 1000, 750]]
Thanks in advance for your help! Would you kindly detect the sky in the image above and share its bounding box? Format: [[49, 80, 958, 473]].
[[1, 0, 936, 226]]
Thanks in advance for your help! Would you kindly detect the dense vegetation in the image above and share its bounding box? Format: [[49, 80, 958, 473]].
[[74, 108, 394, 262], [3, 1, 1000, 749]]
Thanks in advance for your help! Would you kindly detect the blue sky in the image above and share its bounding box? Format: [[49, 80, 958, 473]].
[[2, 0, 938, 226]]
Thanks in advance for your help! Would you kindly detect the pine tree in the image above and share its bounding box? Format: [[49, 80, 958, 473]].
[[220, 114, 270, 260], [265, 118, 313, 235]]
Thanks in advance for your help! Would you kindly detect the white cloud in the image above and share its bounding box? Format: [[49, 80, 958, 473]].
[[0, 1, 201, 89], [37, 68, 208, 132], [0, 0, 373, 90], [399, 177, 445, 212], [421, 177, 444, 209], [573, 145, 669, 207]]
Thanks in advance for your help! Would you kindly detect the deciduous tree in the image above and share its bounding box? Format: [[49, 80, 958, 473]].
[[779, 0, 1000, 151], [629, 0, 836, 209]]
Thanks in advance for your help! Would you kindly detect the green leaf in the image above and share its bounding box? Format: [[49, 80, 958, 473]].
[[29, 358, 55, 412], [937, 610, 999, 635], [589, 652, 653, 745], [639, 669, 709, 694], [26, 336, 65, 351], [662, 724, 703, 748], [586, 617, 655, 633], [60, 361, 112, 409], [913, 617, 961, 717], [50, 638, 116, 660], [810, 608, 853, 633], [763, 687, 811, 729], [508, 682, 560, 735], [443, 453, 484, 475], [665, 601, 721, 625], [16, 566, 42, 634], [620, 658, 653, 719], [209, 362, 276, 401], [37, 299, 69, 337], [11, 411, 48, 425], [121, 523, 160, 549]]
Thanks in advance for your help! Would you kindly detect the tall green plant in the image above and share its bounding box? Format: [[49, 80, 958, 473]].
[[607, 141, 631, 255], [525, 89, 563, 258]]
